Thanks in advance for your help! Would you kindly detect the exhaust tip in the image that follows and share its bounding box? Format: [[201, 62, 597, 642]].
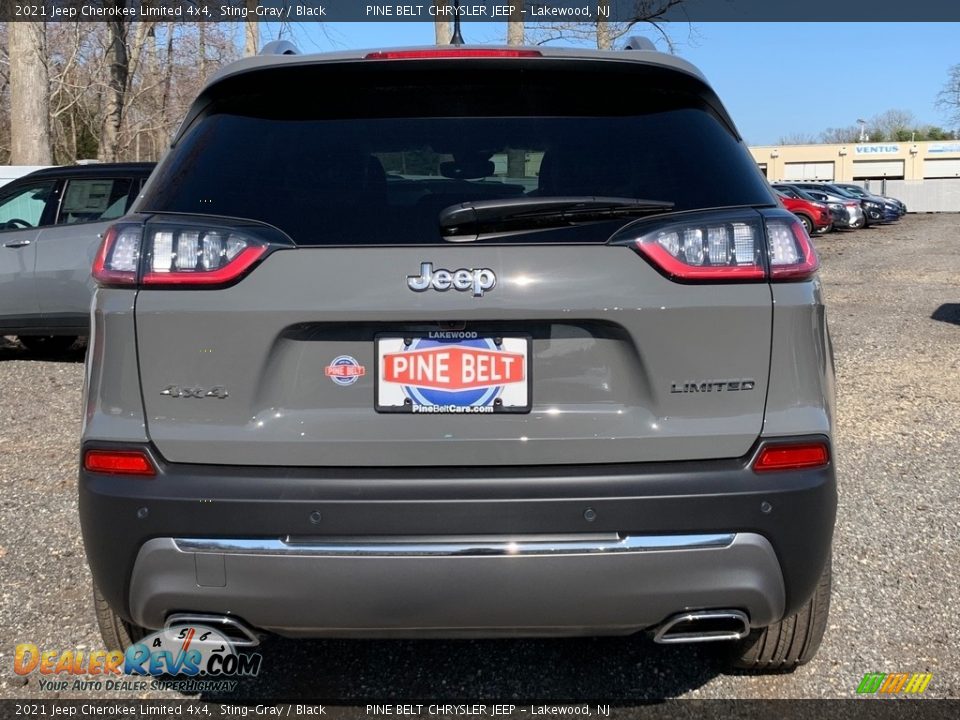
[[653, 609, 750, 644], [164, 613, 261, 647]]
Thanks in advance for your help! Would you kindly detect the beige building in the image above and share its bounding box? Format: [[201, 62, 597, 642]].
[[749, 141, 960, 183]]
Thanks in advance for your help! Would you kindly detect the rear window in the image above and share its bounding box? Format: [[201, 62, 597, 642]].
[[141, 62, 774, 245]]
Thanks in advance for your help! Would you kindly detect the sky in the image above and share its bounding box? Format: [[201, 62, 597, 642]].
[[263, 21, 959, 146]]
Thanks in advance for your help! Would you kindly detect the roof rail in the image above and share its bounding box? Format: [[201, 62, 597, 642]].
[[623, 36, 656, 51], [260, 40, 300, 56]]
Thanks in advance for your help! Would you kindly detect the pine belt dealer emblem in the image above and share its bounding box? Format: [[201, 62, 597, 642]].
[[325, 356, 366, 386]]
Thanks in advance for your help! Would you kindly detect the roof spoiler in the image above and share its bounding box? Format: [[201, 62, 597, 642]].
[[623, 36, 656, 51], [260, 40, 300, 56]]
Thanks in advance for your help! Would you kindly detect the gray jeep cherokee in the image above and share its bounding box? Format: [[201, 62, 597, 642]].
[[79, 44, 836, 672]]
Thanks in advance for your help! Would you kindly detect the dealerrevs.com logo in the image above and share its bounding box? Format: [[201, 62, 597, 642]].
[[14, 623, 262, 693], [856, 672, 933, 696]]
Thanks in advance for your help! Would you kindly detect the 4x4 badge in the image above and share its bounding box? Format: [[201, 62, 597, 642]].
[[407, 262, 496, 297], [160, 385, 229, 399]]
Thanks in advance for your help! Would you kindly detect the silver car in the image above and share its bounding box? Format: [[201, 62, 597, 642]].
[[79, 45, 836, 672], [0, 163, 154, 352]]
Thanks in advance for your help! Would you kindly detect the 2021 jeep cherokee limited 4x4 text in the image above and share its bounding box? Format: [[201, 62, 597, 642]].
[[79, 45, 836, 672]]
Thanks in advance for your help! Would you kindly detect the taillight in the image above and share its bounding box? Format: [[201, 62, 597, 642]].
[[616, 208, 819, 283], [92, 218, 289, 289], [364, 49, 542, 60], [766, 214, 819, 280], [83, 449, 156, 476], [142, 226, 266, 286], [92, 224, 142, 287], [752, 441, 830, 473]]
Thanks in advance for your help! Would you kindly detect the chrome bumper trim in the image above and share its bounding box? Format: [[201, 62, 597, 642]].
[[174, 533, 736, 557]]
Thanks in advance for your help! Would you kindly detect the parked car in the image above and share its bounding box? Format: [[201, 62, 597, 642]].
[[831, 183, 906, 217], [819, 183, 900, 223], [80, 44, 836, 672], [0, 163, 155, 352], [790, 182, 890, 226], [773, 183, 863, 230], [773, 188, 832, 235]]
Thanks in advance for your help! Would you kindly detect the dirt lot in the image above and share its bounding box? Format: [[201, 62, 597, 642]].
[[1, 214, 958, 701]]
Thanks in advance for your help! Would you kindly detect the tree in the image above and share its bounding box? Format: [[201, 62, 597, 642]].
[[870, 109, 915, 142], [0, 21, 254, 165], [936, 64, 960, 131], [507, 0, 524, 46], [528, 0, 687, 50], [244, 0, 259, 56], [47, 23, 103, 163], [8, 22, 52, 164], [505, 0, 525, 178], [99, 18, 128, 162], [819, 126, 861, 144], [921, 126, 954, 141], [778, 132, 817, 145], [98, 19, 157, 161], [596, 0, 612, 49], [433, 1, 453, 45]]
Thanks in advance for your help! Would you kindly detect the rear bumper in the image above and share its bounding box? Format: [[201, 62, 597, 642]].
[[129, 533, 784, 637], [79, 436, 836, 637], [829, 208, 854, 227]]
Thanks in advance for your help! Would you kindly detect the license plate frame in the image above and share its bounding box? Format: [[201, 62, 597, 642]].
[[374, 334, 532, 414]]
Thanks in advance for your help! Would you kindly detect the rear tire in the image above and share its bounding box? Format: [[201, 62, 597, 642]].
[[93, 582, 149, 651], [730, 553, 831, 672], [18, 335, 77, 355]]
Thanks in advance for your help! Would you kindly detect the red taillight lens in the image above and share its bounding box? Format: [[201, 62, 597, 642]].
[[92, 224, 143, 287], [629, 210, 766, 282], [84, 449, 156, 476], [93, 220, 278, 289], [142, 227, 267, 286], [766, 216, 819, 281], [365, 49, 542, 60], [752, 442, 830, 473], [624, 209, 819, 283]]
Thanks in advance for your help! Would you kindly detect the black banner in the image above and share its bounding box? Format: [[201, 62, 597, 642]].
[[1, 0, 960, 23], [0, 701, 957, 719]]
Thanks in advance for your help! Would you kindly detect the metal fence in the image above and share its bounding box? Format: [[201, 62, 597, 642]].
[[861, 179, 960, 213]]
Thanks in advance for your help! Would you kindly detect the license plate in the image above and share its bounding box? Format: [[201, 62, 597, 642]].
[[375, 335, 531, 414]]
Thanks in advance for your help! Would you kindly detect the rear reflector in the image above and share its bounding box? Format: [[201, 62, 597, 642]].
[[364, 49, 542, 60], [752, 442, 830, 473], [84, 449, 156, 476]]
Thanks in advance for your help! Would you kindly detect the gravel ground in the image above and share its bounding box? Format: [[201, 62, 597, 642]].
[[1, 214, 959, 702]]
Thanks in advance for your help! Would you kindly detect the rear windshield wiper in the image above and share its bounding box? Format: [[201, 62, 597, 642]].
[[439, 196, 675, 241]]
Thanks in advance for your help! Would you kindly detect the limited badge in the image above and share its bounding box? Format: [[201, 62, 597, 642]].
[[324, 355, 366, 386]]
